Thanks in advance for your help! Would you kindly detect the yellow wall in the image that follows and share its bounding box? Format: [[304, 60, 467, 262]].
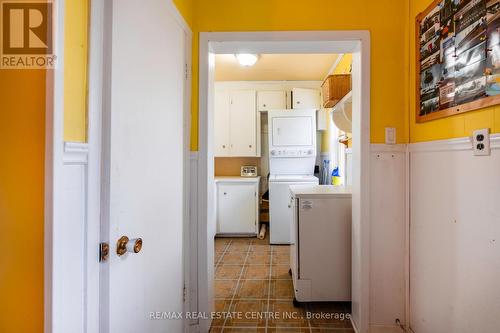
[[0, 70, 45, 333], [63, 0, 89, 142], [0, 1, 91, 331], [190, 0, 409, 150], [409, 0, 500, 142], [173, 0, 193, 28], [333, 54, 353, 75]]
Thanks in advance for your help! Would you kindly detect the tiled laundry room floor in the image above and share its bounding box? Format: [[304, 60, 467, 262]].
[[211, 235, 355, 333]]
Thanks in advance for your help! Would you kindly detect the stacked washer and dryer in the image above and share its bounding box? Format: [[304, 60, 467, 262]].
[[267, 109, 319, 245]]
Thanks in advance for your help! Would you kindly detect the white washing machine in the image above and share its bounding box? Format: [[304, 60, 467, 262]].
[[268, 109, 318, 244]]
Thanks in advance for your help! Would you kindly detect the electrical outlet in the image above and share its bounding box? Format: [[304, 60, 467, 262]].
[[472, 128, 490, 156], [385, 127, 396, 144]]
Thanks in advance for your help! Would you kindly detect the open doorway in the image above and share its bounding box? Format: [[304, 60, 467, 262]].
[[192, 32, 370, 333], [212, 52, 355, 331]]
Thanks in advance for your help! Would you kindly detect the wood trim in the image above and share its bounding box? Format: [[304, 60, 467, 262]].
[[417, 94, 500, 122], [415, 0, 500, 123]]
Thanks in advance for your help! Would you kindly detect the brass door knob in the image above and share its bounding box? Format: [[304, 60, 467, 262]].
[[116, 236, 143, 256]]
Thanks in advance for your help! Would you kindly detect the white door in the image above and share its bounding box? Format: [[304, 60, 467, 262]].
[[229, 90, 257, 156], [217, 183, 256, 234], [292, 87, 321, 109], [101, 1, 186, 332], [257, 90, 286, 111], [214, 90, 230, 156]]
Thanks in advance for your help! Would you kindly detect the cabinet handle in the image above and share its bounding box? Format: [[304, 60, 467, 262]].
[[223, 192, 227, 195], [222, 145, 226, 148], [263, 104, 266, 107], [249, 145, 252, 148], [297, 100, 300, 104]]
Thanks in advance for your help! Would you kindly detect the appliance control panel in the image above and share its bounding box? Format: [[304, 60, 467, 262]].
[[270, 149, 315, 158]]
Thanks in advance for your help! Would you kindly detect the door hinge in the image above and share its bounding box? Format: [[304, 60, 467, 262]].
[[183, 283, 187, 303], [185, 63, 188, 80], [99, 242, 109, 262]]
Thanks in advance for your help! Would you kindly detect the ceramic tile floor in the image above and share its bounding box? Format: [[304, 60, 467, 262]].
[[211, 236, 355, 333]]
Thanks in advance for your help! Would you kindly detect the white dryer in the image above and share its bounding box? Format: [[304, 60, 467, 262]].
[[267, 109, 318, 244]]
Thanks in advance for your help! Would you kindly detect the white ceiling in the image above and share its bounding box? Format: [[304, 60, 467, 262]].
[[215, 54, 339, 81]]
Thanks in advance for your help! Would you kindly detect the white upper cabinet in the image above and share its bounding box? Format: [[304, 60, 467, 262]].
[[214, 90, 231, 156], [229, 90, 257, 156], [292, 87, 321, 110], [257, 90, 286, 111], [214, 89, 259, 157]]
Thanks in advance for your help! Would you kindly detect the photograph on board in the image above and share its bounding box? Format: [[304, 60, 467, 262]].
[[455, 58, 486, 86], [486, 0, 500, 74], [439, 80, 456, 108], [486, 72, 500, 95], [455, 76, 487, 103], [440, 0, 455, 38], [455, 40, 486, 71], [441, 36, 456, 79], [455, 0, 487, 55]]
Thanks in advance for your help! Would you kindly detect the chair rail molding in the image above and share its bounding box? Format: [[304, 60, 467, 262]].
[[63, 142, 89, 164], [409, 133, 500, 152]]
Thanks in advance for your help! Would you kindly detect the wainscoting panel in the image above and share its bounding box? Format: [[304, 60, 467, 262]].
[[409, 135, 500, 333], [56, 142, 89, 333], [369, 144, 407, 330]]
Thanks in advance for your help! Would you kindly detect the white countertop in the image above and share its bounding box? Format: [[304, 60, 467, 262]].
[[289, 184, 352, 198], [215, 176, 261, 183]]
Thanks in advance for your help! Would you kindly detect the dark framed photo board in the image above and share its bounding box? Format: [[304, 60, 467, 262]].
[[416, 0, 500, 122]]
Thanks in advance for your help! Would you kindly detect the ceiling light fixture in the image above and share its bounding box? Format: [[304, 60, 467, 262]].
[[235, 53, 259, 67]]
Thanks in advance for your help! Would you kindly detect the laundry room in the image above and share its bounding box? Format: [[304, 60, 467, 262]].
[[211, 52, 356, 330]]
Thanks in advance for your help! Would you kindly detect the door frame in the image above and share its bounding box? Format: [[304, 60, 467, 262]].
[[44, 1, 192, 332], [196, 31, 371, 332]]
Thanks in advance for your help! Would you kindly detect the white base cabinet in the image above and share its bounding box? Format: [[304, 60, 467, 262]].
[[216, 177, 260, 235]]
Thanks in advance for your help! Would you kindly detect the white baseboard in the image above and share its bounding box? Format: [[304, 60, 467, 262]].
[[370, 324, 405, 333]]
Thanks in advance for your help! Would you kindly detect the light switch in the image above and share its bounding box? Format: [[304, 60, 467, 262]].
[[472, 128, 490, 156], [385, 127, 396, 145]]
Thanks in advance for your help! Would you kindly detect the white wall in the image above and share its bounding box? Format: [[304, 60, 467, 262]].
[[369, 144, 407, 331], [409, 135, 500, 333]]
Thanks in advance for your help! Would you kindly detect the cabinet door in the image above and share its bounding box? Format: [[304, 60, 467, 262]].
[[214, 90, 230, 156], [217, 183, 256, 234], [229, 90, 257, 156], [292, 88, 321, 109], [257, 91, 286, 111]]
